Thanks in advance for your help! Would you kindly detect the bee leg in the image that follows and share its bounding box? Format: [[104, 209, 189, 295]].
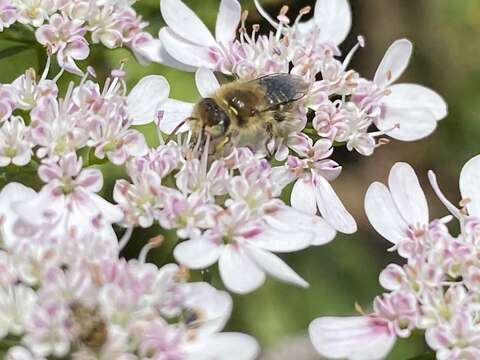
[[264, 122, 275, 157], [214, 135, 231, 155]]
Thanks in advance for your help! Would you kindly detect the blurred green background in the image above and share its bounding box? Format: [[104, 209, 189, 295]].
[[1, 0, 479, 359]]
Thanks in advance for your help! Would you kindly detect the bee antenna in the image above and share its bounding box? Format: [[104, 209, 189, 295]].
[[165, 117, 195, 143]]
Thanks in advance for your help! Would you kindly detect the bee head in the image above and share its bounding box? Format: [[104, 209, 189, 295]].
[[196, 98, 230, 139]]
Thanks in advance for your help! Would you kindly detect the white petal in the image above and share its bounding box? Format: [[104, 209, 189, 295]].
[[187, 332, 259, 360], [182, 282, 231, 335], [159, 99, 193, 134], [384, 84, 447, 121], [128, 75, 170, 125], [134, 38, 196, 71], [374, 39, 412, 88], [291, 178, 317, 214], [388, 162, 429, 226], [314, 0, 352, 46], [174, 238, 221, 269], [254, 227, 312, 253], [160, 0, 216, 46], [377, 105, 437, 141], [245, 245, 309, 288], [195, 67, 221, 98], [263, 206, 336, 248], [309, 316, 396, 360], [460, 154, 480, 217], [218, 245, 265, 294], [215, 0, 241, 45], [159, 28, 217, 69], [314, 175, 357, 234], [364, 182, 407, 244], [84, 193, 122, 223], [0, 183, 36, 247]]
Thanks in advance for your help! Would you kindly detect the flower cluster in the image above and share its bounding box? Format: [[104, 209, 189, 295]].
[[0, 183, 258, 360], [0, 0, 451, 358], [1, 0, 156, 74], [309, 157, 480, 360], [156, 0, 447, 156]]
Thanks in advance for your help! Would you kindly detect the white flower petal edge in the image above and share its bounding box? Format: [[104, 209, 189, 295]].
[[309, 316, 396, 360], [186, 332, 260, 360], [174, 237, 221, 269], [388, 162, 429, 226], [374, 39, 412, 89], [215, 0, 242, 46], [159, 27, 217, 69], [460, 154, 480, 218], [0, 183, 36, 247], [218, 245, 266, 294], [160, 0, 216, 47], [128, 75, 170, 125], [315, 175, 357, 234], [195, 67, 221, 98], [364, 182, 406, 244], [158, 99, 193, 134], [314, 0, 352, 46], [245, 245, 309, 288]]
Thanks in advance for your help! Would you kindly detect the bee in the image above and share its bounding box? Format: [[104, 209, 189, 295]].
[[70, 301, 108, 351], [188, 73, 309, 155]]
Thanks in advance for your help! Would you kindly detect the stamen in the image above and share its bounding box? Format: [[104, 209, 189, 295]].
[[40, 56, 51, 81], [343, 35, 366, 70], [428, 170, 461, 219], [139, 235, 164, 263], [118, 227, 133, 251]]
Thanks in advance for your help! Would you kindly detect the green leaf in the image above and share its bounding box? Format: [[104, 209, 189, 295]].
[[407, 352, 436, 360], [0, 45, 29, 60]]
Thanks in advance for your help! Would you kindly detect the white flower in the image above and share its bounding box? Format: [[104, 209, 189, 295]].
[[372, 39, 448, 141], [364, 162, 429, 255], [0, 182, 36, 248], [0, 116, 32, 167], [158, 0, 241, 72], [174, 203, 310, 294], [0, 284, 38, 339]]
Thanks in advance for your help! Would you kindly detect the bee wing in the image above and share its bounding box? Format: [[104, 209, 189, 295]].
[[251, 74, 310, 111]]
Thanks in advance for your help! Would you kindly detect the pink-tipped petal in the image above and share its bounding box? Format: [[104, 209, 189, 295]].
[[309, 316, 396, 360]]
